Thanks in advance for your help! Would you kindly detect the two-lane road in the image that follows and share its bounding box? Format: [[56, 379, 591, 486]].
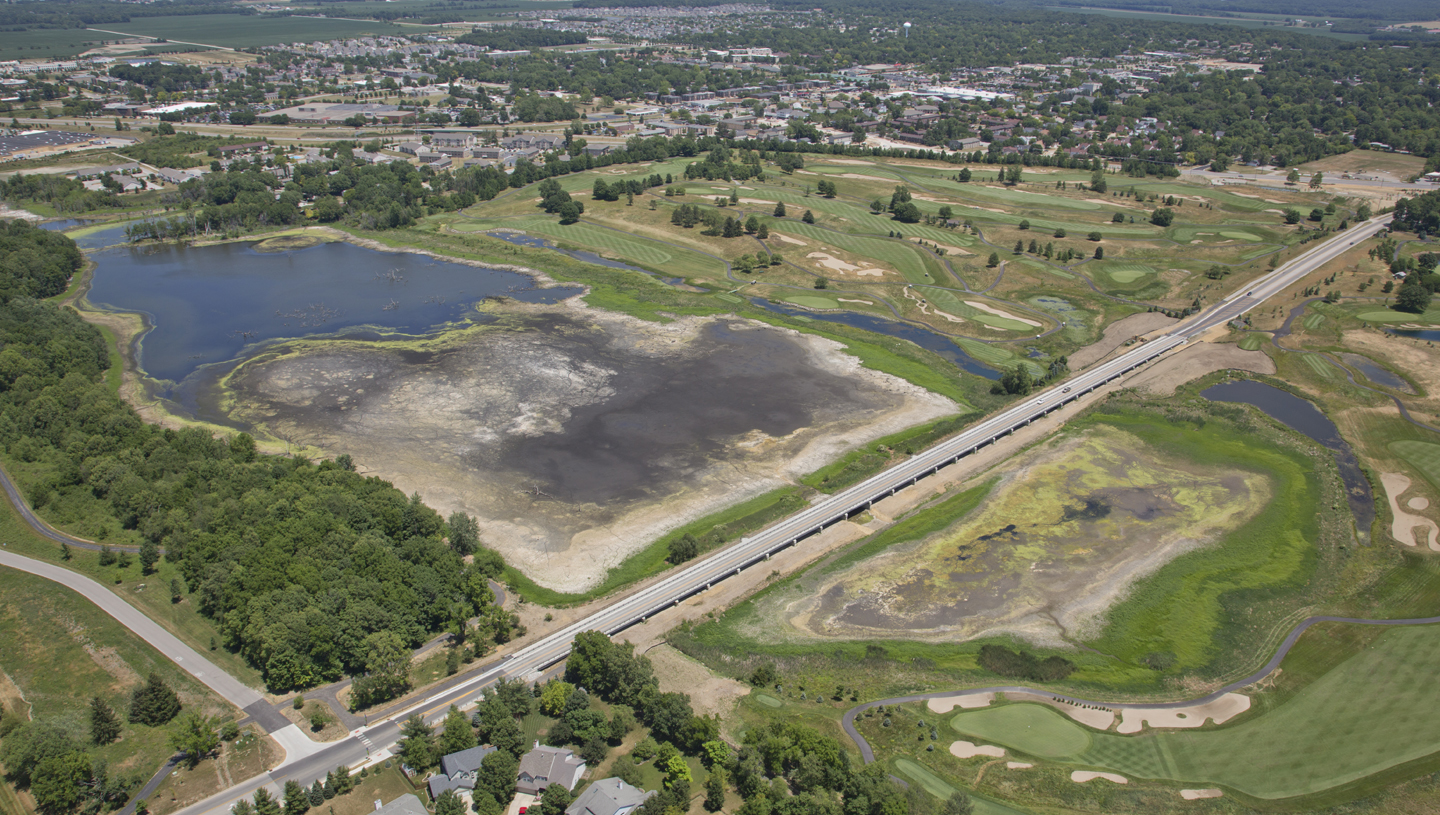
[[24, 214, 1390, 815]]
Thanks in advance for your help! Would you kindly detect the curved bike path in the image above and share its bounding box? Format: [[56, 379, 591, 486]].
[[841, 613, 1440, 763]]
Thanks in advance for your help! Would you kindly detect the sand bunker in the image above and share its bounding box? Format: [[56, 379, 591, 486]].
[[1381, 473, 1440, 550], [774, 234, 809, 246], [1180, 789, 1224, 800], [807, 252, 885, 276], [223, 307, 957, 592], [965, 300, 1041, 328], [1006, 762, 1033, 770], [756, 425, 1270, 646], [838, 298, 875, 305], [1115, 693, 1250, 734], [1410, 496, 1430, 510], [927, 693, 995, 713], [950, 741, 1005, 759], [1071, 771, 1127, 785]]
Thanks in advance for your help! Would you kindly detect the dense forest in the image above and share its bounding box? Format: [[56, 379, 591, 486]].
[[1394, 190, 1440, 235], [0, 227, 506, 694]]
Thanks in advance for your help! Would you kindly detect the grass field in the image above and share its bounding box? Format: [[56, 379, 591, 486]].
[[1238, 334, 1266, 351], [1093, 261, 1157, 284], [950, 624, 1440, 800], [915, 288, 1043, 332], [776, 221, 938, 284], [1355, 307, 1440, 324], [1300, 151, 1427, 180], [1300, 353, 1340, 379], [951, 704, 1093, 758], [1303, 312, 1326, 330], [1391, 441, 1440, 491]]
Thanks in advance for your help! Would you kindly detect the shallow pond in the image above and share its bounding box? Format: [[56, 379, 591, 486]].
[[1338, 353, 1412, 393], [41, 218, 93, 232], [1202, 379, 1375, 537], [86, 239, 577, 386], [750, 298, 999, 379]]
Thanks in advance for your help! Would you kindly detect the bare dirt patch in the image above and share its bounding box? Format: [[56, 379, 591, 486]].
[[1067, 312, 1177, 370], [638, 644, 748, 720], [1124, 342, 1275, 396], [223, 304, 956, 593], [754, 425, 1270, 647]]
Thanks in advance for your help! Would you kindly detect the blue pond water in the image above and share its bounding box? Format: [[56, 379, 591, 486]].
[[1386, 327, 1440, 343], [86, 239, 578, 385], [41, 218, 93, 232], [749, 298, 999, 379], [71, 223, 134, 250], [1202, 379, 1374, 538]]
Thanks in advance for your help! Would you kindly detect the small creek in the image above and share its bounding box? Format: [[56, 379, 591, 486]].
[[1202, 379, 1374, 538], [86, 239, 578, 395]]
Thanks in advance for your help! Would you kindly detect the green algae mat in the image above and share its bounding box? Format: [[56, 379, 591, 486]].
[[948, 624, 1440, 799]]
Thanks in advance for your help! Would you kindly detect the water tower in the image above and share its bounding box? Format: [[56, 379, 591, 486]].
[[903, 21, 912, 38]]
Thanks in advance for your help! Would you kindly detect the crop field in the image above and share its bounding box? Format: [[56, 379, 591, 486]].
[[77, 14, 422, 47], [0, 28, 110, 61], [948, 624, 1440, 800]]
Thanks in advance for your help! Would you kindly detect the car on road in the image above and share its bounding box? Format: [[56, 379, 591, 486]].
[[1062, 386, 1071, 393]]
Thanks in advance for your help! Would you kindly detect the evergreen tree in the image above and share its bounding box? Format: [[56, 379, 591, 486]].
[[129, 674, 181, 726], [396, 714, 435, 771], [253, 788, 282, 815], [773, 201, 785, 217], [90, 697, 120, 746], [307, 782, 325, 807], [284, 780, 309, 815], [801, 210, 814, 224], [140, 540, 159, 575]]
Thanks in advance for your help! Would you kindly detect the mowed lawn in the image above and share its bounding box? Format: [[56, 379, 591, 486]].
[[1391, 440, 1440, 491], [947, 624, 1440, 799]]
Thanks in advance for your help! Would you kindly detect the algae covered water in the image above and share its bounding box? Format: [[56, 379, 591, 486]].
[[86, 239, 576, 385]]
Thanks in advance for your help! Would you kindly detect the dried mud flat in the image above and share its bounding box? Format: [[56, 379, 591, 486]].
[[222, 303, 957, 592], [747, 425, 1271, 647]]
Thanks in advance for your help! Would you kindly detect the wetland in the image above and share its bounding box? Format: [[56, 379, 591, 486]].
[[82, 235, 959, 593]]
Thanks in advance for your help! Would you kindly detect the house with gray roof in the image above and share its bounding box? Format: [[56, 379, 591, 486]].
[[375, 795, 429, 815], [517, 745, 586, 795], [427, 745, 498, 800], [565, 779, 654, 815]]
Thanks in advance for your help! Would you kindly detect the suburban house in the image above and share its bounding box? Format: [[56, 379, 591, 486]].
[[427, 745, 498, 799], [375, 795, 429, 815], [517, 745, 586, 795], [564, 779, 654, 815]]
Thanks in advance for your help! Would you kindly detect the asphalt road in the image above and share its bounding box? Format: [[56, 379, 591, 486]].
[[0, 213, 1395, 815], [157, 213, 1400, 815]]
